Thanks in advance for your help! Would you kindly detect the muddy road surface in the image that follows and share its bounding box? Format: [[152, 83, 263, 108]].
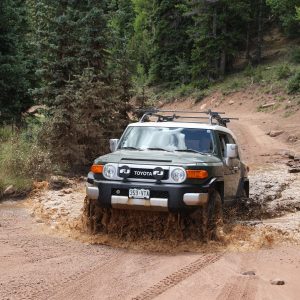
[[1, 96, 300, 299], [1, 199, 300, 300]]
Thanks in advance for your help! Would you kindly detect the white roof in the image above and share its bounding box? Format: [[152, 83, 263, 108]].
[[128, 121, 237, 139]]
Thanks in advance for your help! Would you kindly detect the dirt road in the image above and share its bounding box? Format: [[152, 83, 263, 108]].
[[1, 94, 300, 300], [1, 200, 300, 300]]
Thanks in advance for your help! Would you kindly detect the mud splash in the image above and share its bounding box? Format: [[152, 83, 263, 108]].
[[30, 193, 292, 254], [28, 166, 300, 253], [72, 218, 291, 254]]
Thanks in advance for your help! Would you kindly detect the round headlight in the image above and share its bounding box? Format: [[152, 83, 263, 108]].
[[103, 164, 116, 179], [171, 168, 186, 183]]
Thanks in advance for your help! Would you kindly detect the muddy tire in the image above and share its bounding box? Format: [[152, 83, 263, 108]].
[[203, 190, 224, 241], [82, 196, 107, 234]]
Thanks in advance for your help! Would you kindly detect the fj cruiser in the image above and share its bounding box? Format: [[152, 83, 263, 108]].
[[85, 109, 249, 237]]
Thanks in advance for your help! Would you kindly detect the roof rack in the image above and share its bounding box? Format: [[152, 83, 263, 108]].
[[136, 108, 239, 127]]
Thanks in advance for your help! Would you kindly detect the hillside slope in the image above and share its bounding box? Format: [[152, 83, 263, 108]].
[[163, 86, 300, 168]]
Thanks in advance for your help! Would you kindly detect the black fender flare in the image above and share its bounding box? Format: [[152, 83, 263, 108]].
[[203, 177, 224, 202], [237, 177, 249, 197]]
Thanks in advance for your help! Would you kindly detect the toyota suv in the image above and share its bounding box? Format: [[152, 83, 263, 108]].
[[85, 109, 249, 236]]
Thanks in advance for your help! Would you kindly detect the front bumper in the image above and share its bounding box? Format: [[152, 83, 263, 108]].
[[86, 180, 209, 213]]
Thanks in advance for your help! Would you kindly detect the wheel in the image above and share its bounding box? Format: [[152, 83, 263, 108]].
[[203, 190, 224, 241], [82, 196, 106, 234]]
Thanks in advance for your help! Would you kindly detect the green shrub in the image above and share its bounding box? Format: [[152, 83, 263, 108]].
[[0, 125, 53, 199], [244, 65, 263, 83], [253, 67, 263, 83], [194, 91, 207, 103], [276, 64, 292, 80], [176, 84, 194, 97], [290, 47, 300, 64], [244, 64, 255, 77], [0, 126, 14, 142], [287, 71, 300, 94]]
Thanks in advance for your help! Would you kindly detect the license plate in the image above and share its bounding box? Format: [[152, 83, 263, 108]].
[[129, 188, 150, 199]]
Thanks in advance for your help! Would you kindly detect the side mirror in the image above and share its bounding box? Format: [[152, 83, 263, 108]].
[[109, 139, 119, 152], [226, 144, 238, 159]]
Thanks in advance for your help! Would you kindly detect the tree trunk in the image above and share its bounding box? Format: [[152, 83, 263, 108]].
[[213, 5, 218, 74], [220, 21, 227, 78], [256, 0, 263, 63], [246, 22, 251, 61]]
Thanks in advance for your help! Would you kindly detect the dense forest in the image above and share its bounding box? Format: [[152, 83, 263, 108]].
[[0, 0, 299, 171]]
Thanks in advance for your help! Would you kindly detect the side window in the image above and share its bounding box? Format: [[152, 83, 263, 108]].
[[217, 133, 228, 157], [217, 132, 237, 158], [226, 134, 236, 145]]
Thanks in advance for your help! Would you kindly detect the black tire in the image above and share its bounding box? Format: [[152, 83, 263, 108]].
[[204, 190, 224, 241], [82, 196, 106, 234]]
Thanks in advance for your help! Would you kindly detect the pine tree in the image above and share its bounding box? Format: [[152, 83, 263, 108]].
[[0, 0, 33, 125], [33, 1, 130, 169], [107, 0, 136, 103], [185, 0, 253, 83], [149, 0, 192, 85], [131, 0, 156, 82], [266, 0, 300, 36]]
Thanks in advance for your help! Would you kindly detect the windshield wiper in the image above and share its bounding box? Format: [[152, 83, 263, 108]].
[[174, 149, 209, 155], [120, 146, 142, 151], [146, 147, 171, 152]]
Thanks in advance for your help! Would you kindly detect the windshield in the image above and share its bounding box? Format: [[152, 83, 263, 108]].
[[118, 126, 215, 153]]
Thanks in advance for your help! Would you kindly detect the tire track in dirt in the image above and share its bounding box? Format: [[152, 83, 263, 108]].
[[42, 250, 129, 300], [132, 253, 223, 300], [26, 249, 125, 300], [216, 251, 259, 300], [216, 276, 258, 300], [1, 247, 124, 300]]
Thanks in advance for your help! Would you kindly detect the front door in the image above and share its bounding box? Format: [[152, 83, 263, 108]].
[[217, 132, 241, 201]]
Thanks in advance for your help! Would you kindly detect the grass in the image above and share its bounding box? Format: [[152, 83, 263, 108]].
[[0, 124, 52, 199]]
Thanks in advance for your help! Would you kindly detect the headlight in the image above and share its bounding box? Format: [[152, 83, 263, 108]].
[[103, 164, 116, 179], [171, 168, 186, 183]]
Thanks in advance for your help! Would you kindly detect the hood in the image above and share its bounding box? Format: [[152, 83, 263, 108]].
[[95, 149, 222, 166]]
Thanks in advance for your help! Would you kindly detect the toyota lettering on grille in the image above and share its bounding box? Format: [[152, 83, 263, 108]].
[[134, 170, 153, 176], [118, 166, 167, 180]]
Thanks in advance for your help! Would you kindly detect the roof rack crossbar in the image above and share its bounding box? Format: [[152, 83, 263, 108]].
[[136, 108, 238, 127]]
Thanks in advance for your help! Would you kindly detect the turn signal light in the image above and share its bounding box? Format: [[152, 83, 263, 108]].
[[186, 170, 208, 179], [91, 164, 104, 174]]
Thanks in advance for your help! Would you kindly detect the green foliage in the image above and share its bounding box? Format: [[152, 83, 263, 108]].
[[108, 0, 135, 102], [0, 0, 33, 124], [1, 0, 300, 175], [276, 64, 292, 80], [0, 125, 52, 198], [194, 91, 207, 103], [133, 63, 148, 105], [220, 79, 246, 95], [0, 126, 13, 142], [149, 1, 192, 85], [297, 7, 300, 20], [266, 0, 300, 36], [41, 71, 129, 171], [291, 47, 300, 64], [244, 65, 263, 83], [288, 71, 300, 94]]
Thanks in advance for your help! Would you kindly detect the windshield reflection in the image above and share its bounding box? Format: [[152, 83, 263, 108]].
[[118, 126, 214, 154]]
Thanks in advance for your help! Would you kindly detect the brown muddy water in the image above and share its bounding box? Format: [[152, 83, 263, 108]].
[[27, 166, 300, 254]]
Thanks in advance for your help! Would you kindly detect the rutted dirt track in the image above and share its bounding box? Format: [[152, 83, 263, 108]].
[[1, 96, 300, 300]]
